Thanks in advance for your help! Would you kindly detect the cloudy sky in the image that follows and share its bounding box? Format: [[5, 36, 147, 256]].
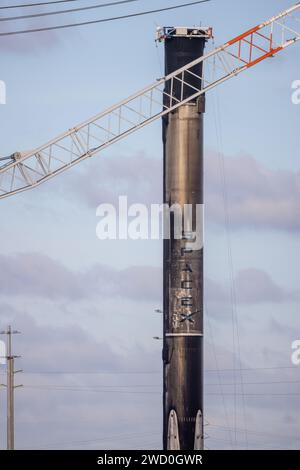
[[0, 0, 300, 450]]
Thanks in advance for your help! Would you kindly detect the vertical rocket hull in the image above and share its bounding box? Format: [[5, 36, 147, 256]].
[[162, 33, 206, 451]]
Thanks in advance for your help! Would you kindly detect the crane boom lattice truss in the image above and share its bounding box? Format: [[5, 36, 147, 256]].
[[1, 3, 300, 199]]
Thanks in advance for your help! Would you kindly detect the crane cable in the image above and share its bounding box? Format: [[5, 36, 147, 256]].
[[210, 46, 249, 449], [0, 0, 211, 36]]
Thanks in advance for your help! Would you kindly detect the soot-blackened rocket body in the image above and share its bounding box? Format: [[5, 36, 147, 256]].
[[161, 27, 208, 450]]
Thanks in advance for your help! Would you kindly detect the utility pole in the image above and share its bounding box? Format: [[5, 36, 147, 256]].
[[0, 326, 22, 450], [159, 26, 211, 450]]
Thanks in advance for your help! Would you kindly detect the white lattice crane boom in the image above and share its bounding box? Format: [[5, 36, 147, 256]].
[[0, 2, 300, 199]]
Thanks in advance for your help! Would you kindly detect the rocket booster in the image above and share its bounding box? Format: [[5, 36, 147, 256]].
[[162, 26, 209, 450]]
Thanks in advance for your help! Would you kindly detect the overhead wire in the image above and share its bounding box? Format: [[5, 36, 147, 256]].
[[8, 384, 300, 396], [206, 379, 300, 386], [208, 423, 300, 443], [207, 393, 300, 397], [206, 435, 290, 450], [23, 430, 159, 449], [0, 0, 141, 22], [0, 0, 211, 37], [3, 379, 299, 388], [0, 365, 297, 374], [2, 378, 298, 386], [206, 365, 300, 372], [22, 385, 160, 394], [0, 0, 83, 9]]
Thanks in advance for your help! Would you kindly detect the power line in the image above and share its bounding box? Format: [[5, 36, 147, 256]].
[[0, 365, 297, 374], [206, 393, 300, 397], [22, 384, 160, 388], [23, 430, 159, 449], [0, 370, 162, 375], [2, 379, 297, 388], [206, 435, 289, 450], [3, 379, 299, 388], [208, 424, 300, 443], [0, 0, 140, 22], [0, 0, 211, 37], [23, 386, 160, 394], [21, 422, 300, 450], [206, 366, 300, 373], [14, 385, 300, 397], [0, 0, 81, 9], [206, 379, 300, 386]]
